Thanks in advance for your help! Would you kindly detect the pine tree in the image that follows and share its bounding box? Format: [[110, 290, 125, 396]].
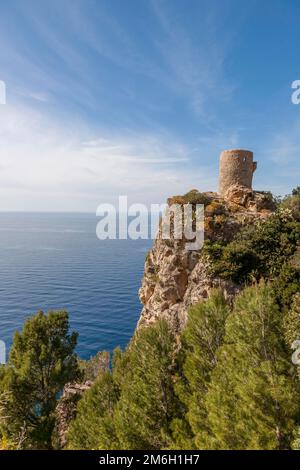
[[171, 290, 230, 448], [202, 284, 300, 449], [67, 370, 120, 450], [66, 346, 129, 450], [114, 319, 179, 450], [283, 292, 300, 449], [283, 292, 300, 350], [0, 310, 79, 449]]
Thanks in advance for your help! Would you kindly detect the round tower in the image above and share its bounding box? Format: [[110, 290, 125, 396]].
[[219, 149, 257, 197]]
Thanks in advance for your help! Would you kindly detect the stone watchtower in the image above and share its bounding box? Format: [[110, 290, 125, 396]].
[[219, 149, 257, 197]]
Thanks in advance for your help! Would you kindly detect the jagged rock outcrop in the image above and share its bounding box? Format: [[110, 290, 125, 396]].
[[53, 351, 110, 449], [53, 381, 92, 449], [138, 188, 275, 333], [224, 184, 275, 212]]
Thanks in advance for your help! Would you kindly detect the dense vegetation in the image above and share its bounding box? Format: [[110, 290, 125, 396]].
[[0, 188, 300, 450], [0, 311, 79, 449]]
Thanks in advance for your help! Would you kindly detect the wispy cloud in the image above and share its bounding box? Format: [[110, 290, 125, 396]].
[[6, 0, 233, 122], [0, 103, 216, 211], [17, 90, 50, 103], [264, 125, 300, 166], [150, 0, 233, 117]]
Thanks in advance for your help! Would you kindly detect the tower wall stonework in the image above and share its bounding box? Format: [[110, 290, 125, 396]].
[[219, 149, 257, 196]]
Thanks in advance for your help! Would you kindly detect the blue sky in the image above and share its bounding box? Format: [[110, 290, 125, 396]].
[[0, 0, 299, 211]]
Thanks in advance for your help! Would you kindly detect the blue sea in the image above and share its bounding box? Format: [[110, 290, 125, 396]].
[[0, 213, 152, 359]]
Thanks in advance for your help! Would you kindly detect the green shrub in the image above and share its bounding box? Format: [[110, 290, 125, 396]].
[[202, 284, 300, 450], [114, 320, 179, 450], [172, 290, 230, 449], [280, 187, 300, 220], [67, 371, 120, 450], [204, 210, 300, 284], [169, 190, 211, 207]]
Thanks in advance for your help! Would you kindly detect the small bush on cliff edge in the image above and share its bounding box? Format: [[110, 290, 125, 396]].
[[168, 189, 211, 207]]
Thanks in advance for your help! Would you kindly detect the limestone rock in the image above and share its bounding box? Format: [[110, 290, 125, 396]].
[[224, 184, 253, 206], [224, 184, 276, 213], [52, 382, 92, 449]]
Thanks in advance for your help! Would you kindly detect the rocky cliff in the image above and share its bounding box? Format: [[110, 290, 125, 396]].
[[137, 185, 275, 333]]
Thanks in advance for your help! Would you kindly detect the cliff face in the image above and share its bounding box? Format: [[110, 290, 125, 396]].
[[138, 187, 275, 333]]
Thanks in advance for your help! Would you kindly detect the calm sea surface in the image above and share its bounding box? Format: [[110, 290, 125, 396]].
[[0, 213, 151, 359]]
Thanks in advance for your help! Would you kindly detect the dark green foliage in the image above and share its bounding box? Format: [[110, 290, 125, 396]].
[[284, 293, 300, 352], [272, 265, 300, 310], [67, 320, 179, 451], [292, 187, 300, 197], [284, 293, 300, 448], [181, 190, 211, 206], [281, 187, 300, 220], [67, 347, 129, 450], [201, 284, 300, 449], [169, 189, 211, 207], [67, 370, 120, 450], [205, 209, 300, 284], [114, 319, 179, 450], [78, 351, 110, 382], [0, 311, 79, 449], [209, 241, 259, 283], [172, 290, 230, 449]]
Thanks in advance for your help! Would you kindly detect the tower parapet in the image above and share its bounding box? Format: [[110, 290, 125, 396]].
[[219, 149, 257, 197]]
